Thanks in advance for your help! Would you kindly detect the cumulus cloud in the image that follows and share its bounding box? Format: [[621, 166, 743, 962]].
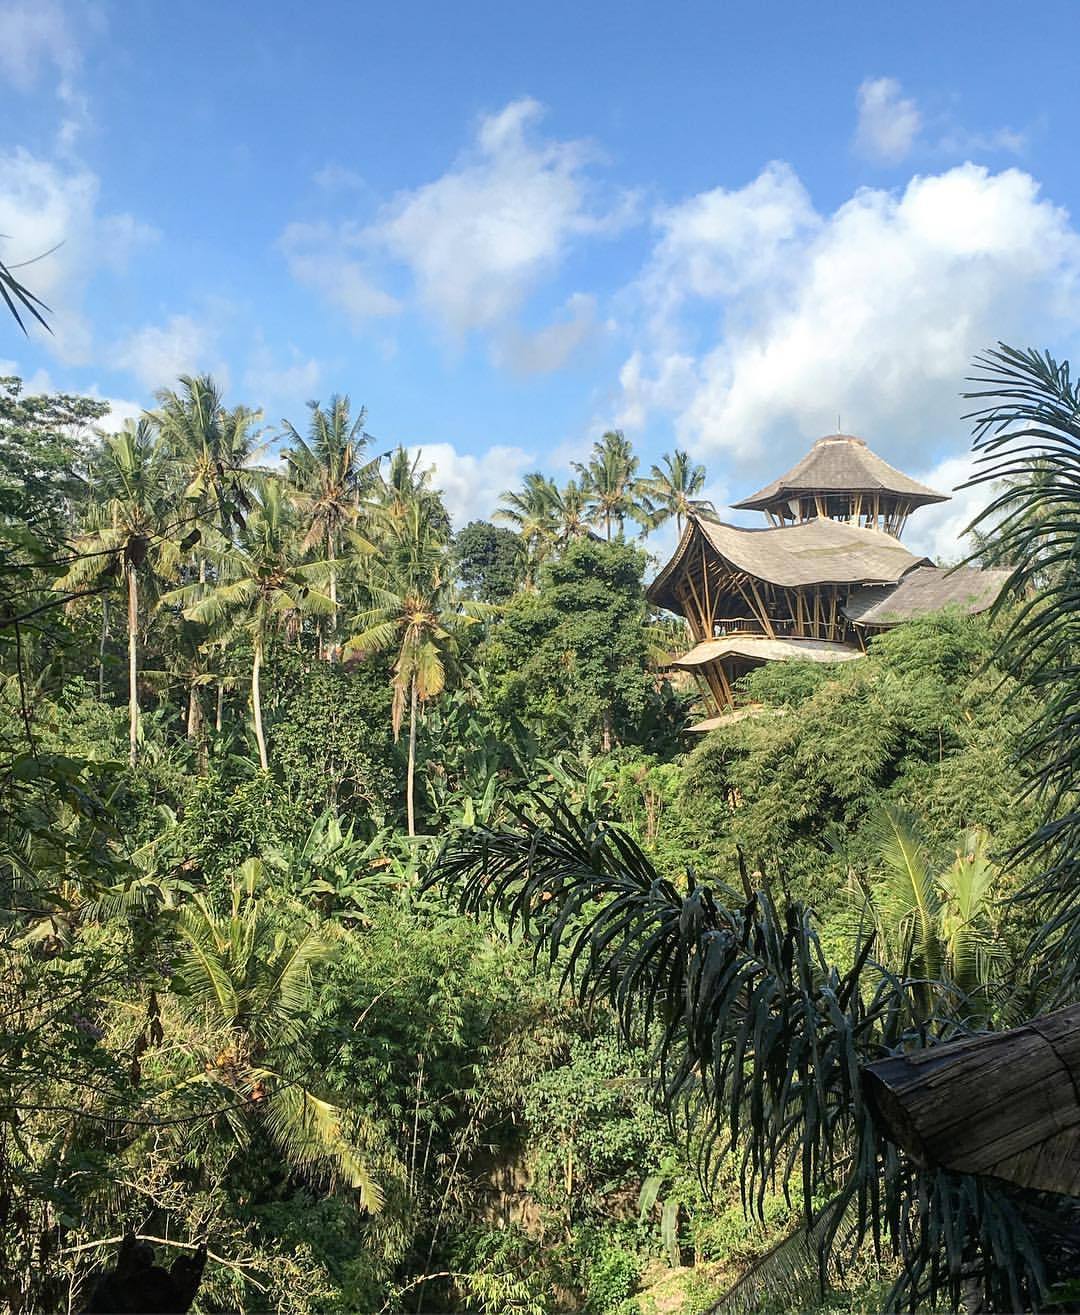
[[115, 315, 224, 393], [243, 341, 322, 411], [284, 98, 633, 358], [279, 220, 401, 326], [904, 452, 993, 564], [0, 0, 94, 148], [406, 441, 534, 528], [374, 98, 633, 337], [855, 77, 922, 163], [0, 0, 77, 90], [491, 292, 606, 374], [0, 147, 156, 362], [621, 162, 1080, 491], [644, 162, 818, 319]]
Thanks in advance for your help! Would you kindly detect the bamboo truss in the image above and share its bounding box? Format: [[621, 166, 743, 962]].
[[760, 491, 915, 538], [668, 522, 856, 713]]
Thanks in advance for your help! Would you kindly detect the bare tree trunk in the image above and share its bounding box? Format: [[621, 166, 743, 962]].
[[406, 677, 418, 837], [252, 632, 268, 771], [215, 675, 224, 732], [126, 562, 139, 769], [98, 594, 109, 700]]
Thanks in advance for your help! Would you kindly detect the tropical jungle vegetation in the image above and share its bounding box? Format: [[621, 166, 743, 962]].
[[3, 343, 1080, 1313]]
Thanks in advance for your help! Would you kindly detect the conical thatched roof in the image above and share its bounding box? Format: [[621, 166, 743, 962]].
[[731, 435, 949, 511]]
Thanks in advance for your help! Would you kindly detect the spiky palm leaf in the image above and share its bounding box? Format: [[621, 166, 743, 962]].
[[431, 805, 1046, 1311], [573, 430, 650, 540], [959, 345, 1080, 986], [641, 449, 716, 537]]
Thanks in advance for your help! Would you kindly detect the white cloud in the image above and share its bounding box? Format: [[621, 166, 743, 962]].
[[491, 292, 604, 374], [95, 393, 145, 433], [279, 220, 401, 326], [407, 441, 533, 528], [0, 147, 156, 361], [0, 0, 77, 90], [115, 315, 223, 393], [904, 453, 994, 564], [243, 341, 322, 410], [645, 162, 818, 318], [0, 0, 94, 149], [855, 77, 922, 163], [0, 356, 147, 435], [375, 98, 634, 337], [937, 125, 1027, 158], [621, 162, 1080, 488]]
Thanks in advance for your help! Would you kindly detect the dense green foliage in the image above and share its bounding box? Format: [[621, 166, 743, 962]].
[[0, 358, 1070, 1314]]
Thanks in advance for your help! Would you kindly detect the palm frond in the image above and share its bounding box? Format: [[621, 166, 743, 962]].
[[960, 344, 1080, 982], [431, 806, 1045, 1312]]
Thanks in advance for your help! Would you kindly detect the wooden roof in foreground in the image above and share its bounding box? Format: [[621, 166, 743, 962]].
[[843, 565, 1012, 626], [732, 435, 949, 511], [646, 516, 927, 613]]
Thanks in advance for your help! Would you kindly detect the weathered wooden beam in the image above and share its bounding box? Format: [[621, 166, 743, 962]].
[[863, 1005, 1080, 1197]]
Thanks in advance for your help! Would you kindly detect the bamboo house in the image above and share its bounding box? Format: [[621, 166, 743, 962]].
[[646, 434, 1010, 723]]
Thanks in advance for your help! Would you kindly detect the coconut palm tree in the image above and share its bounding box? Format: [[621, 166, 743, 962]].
[[552, 478, 593, 547], [344, 499, 486, 836], [165, 481, 333, 770], [495, 472, 560, 584], [376, 446, 451, 539], [170, 867, 384, 1209], [281, 396, 382, 656], [642, 449, 715, 536], [574, 430, 649, 540], [154, 374, 264, 558], [57, 420, 179, 767]]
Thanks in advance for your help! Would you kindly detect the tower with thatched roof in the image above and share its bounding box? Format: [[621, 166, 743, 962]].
[[646, 434, 1009, 724]]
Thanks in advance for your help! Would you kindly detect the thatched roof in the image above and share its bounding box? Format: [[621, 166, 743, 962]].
[[732, 435, 949, 512], [864, 1004, 1080, 1197], [685, 706, 786, 732], [843, 565, 1012, 627], [670, 635, 864, 668], [647, 516, 927, 612]]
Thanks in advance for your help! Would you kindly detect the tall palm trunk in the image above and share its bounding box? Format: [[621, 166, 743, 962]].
[[252, 631, 268, 771], [216, 674, 225, 732], [327, 529, 337, 662], [126, 561, 139, 769], [98, 594, 109, 700], [187, 681, 201, 739], [406, 677, 418, 837]]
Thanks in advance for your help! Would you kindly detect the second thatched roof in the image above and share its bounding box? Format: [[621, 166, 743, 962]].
[[843, 565, 1012, 626]]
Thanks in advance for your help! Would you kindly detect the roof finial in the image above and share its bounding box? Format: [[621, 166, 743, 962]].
[[837, 413, 842, 434]]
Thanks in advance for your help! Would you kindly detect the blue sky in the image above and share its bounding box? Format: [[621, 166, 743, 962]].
[[3, 0, 1080, 557]]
